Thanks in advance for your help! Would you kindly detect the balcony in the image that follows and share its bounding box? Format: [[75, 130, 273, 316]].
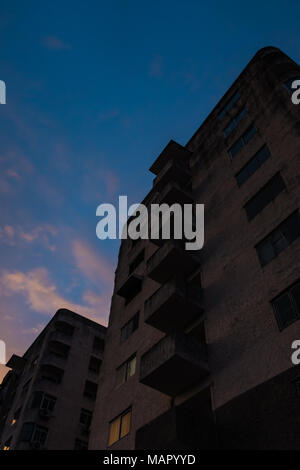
[[150, 140, 191, 175], [158, 181, 193, 206], [144, 280, 203, 333], [140, 333, 208, 396], [115, 272, 143, 303], [41, 352, 68, 370], [147, 240, 200, 284], [135, 388, 216, 449], [153, 160, 191, 192]]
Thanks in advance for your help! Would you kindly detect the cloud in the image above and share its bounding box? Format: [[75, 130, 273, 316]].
[[0, 267, 109, 325], [43, 36, 70, 51], [149, 55, 164, 78], [72, 240, 114, 286], [0, 224, 57, 251]]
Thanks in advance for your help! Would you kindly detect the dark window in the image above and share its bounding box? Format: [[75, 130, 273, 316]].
[[80, 409, 92, 428], [121, 312, 139, 343], [244, 173, 286, 221], [229, 124, 257, 159], [272, 279, 300, 331], [236, 145, 271, 186], [41, 364, 64, 384], [88, 356, 102, 374], [116, 354, 137, 387], [41, 394, 56, 412], [256, 211, 300, 266], [48, 341, 70, 358], [55, 320, 74, 337], [32, 425, 48, 447], [19, 422, 35, 442], [284, 77, 300, 95], [224, 107, 247, 136], [108, 408, 131, 446], [128, 249, 145, 275], [74, 439, 88, 450], [83, 380, 98, 400], [218, 91, 240, 120], [93, 336, 105, 353]]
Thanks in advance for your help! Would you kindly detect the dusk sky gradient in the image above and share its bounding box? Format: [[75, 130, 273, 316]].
[[1, 0, 300, 380]]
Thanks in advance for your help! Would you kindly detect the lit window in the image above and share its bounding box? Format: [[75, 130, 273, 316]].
[[108, 409, 132, 446]]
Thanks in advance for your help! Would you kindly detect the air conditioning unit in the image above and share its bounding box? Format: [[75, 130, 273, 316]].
[[39, 408, 51, 420]]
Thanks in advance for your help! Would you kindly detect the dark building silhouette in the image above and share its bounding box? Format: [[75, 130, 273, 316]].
[[89, 47, 300, 450], [0, 309, 106, 450]]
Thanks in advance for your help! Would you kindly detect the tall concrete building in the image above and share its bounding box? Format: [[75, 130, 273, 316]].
[[89, 47, 300, 450], [0, 309, 106, 450]]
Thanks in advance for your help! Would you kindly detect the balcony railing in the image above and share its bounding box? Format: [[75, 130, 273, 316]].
[[144, 279, 203, 333], [158, 181, 193, 206], [140, 333, 208, 396], [147, 240, 200, 284], [153, 159, 191, 192]]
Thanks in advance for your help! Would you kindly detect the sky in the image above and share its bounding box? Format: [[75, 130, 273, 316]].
[[1, 0, 300, 381]]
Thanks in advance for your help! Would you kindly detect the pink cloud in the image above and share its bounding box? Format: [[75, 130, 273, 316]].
[[72, 240, 114, 286], [0, 267, 109, 325]]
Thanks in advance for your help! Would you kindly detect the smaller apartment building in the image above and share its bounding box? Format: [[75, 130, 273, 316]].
[[0, 309, 106, 450]]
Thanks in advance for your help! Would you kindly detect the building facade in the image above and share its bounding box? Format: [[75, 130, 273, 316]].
[[89, 46, 300, 450], [0, 309, 106, 450]]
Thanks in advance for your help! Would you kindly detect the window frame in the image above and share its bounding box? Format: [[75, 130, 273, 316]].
[[108, 408, 132, 447]]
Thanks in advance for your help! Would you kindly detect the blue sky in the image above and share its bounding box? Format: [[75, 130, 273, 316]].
[[1, 0, 300, 379]]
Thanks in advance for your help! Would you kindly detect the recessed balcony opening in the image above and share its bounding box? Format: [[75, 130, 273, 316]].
[[140, 333, 208, 396]]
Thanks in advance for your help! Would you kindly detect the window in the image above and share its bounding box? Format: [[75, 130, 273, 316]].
[[120, 312, 139, 343], [284, 77, 300, 95], [229, 124, 257, 159], [256, 211, 300, 266], [41, 394, 56, 412], [83, 380, 98, 400], [272, 279, 300, 331], [11, 408, 21, 426], [224, 107, 247, 136], [41, 364, 64, 384], [74, 439, 88, 450], [218, 91, 240, 120], [80, 409, 92, 429], [108, 408, 132, 446], [244, 173, 286, 221], [93, 336, 105, 353], [128, 249, 145, 275], [48, 341, 70, 358], [19, 422, 35, 442], [89, 356, 102, 374], [3, 437, 12, 451], [32, 425, 48, 447], [55, 320, 74, 337], [236, 145, 271, 186], [116, 354, 137, 387]]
